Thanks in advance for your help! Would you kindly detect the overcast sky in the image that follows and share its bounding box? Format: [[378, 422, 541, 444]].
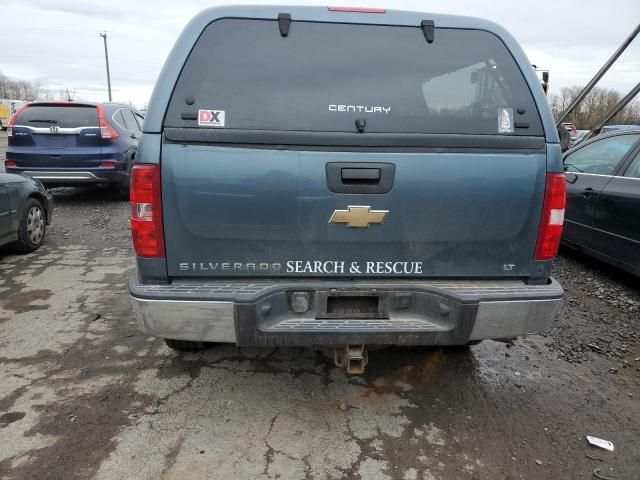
[[1, 0, 639, 107]]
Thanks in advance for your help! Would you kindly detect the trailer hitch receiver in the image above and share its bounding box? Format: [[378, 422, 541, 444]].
[[334, 345, 369, 375]]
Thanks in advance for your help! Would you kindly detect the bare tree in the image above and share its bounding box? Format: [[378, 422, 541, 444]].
[[56, 88, 77, 102], [549, 86, 640, 129], [0, 71, 49, 101]]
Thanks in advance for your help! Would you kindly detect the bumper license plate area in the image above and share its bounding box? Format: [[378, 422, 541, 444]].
[[318, 292, 386, 319]]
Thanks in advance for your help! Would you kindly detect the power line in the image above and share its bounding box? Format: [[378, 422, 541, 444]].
[[0, 28, 174, 45], [1, 55, 103, 59]]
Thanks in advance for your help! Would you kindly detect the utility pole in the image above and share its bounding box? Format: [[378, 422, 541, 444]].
[[99, 31, 112, 101]]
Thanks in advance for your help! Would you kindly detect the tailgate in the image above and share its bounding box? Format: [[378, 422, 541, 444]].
[[162, 144, 545, 278]]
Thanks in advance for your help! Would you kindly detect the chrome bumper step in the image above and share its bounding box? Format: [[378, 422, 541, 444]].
[[266, 317, 445, 332]]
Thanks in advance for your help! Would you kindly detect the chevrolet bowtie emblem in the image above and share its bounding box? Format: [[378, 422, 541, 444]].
[[329, 205, 388, 228]]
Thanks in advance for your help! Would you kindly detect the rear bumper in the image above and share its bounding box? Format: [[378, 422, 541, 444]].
[[129, 277, 563, 347], [8, 169, 128, 185]]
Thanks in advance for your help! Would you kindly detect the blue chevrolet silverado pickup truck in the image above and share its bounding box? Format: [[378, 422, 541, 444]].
[[128, 5, 566, 373]]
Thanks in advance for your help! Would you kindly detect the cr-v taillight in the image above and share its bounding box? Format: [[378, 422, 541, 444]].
[[97, 104, 119, 140], [130, 164, 165, 258], [534, 173, 566, 260], [7, 103, 29, 138]]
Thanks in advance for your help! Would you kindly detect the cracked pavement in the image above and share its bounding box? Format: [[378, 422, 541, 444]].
[[1, 132, 639, 479]]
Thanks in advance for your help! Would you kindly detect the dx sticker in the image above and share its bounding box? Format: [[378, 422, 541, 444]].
[[198, 109, 225, 127]]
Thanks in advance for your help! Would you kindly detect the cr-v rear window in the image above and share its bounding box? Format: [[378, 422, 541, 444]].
[[165, 19, 542, 138], [16, 105, 98, 128]]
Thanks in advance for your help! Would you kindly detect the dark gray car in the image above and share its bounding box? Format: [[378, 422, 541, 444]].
[[0, 173, 53, 253], [563, 130, 640, 276]]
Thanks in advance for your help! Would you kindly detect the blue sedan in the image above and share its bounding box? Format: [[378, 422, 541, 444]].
[[0, 173, 53, 252]]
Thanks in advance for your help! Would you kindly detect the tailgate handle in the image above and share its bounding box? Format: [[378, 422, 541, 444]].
[[341, 168, 380, 182], [326, 162, 395, 194]]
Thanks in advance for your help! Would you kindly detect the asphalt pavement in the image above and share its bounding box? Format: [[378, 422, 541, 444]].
[[0, 130, 638, 480]]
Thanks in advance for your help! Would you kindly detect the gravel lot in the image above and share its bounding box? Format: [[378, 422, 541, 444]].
[[0, 129, 638, 479]]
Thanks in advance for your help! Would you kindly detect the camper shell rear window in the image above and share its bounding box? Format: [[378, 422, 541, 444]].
[[164, 19, 543, 139]]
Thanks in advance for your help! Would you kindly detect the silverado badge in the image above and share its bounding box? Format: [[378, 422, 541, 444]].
[[329, 206, 388, 228]]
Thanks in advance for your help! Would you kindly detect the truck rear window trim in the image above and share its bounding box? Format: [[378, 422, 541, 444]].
[[163, 127, 546, 152]]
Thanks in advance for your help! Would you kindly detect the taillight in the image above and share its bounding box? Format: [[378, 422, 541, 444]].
[[327, 6, 386, 13], [534, 173, 566, 260], [100, 161, 116, 168], [97, 104, 119, 140], [7, 103, 29, 138], [5, 160, 16, 167], [130, 164, 165, 258]]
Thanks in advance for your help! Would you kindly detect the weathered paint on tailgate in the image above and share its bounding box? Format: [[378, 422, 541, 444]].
[[161, 145, 545, 277]]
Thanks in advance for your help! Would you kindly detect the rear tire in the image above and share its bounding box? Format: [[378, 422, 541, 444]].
[[117, 184, 130, 200], [116, 160, 133, 200], [12, 198, 46, 253], [165, 339, 209, 352]]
